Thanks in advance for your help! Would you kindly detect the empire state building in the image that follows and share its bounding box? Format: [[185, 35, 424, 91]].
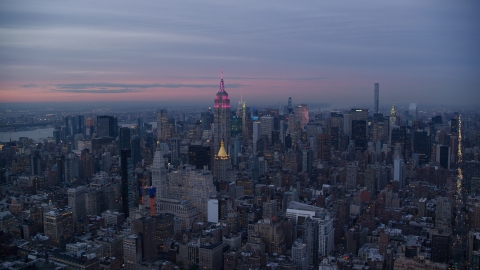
[[213, 72, 231, 155]]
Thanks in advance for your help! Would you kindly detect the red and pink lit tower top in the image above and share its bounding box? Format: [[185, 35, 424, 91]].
[[213, 70, 231, 155]]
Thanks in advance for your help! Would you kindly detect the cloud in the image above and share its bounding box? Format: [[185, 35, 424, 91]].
[[52, 88, 138, 94], [21, 84, 41, 88], [55, 82, 244, 90], [2, 1, 479, 105], [295, 76, 331, 81], [165, 76, 331, 81], [44, 82, 246, 94]]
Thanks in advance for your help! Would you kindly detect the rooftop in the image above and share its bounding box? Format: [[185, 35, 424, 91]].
[[287, 201, 323, 213]]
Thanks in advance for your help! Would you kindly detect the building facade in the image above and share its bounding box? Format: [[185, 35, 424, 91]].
[[213, 73, 231, 155]]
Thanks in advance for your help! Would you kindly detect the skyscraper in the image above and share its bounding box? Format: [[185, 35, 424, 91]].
[[435, 145, 450, 170], [346, 163, 358, 189], [280, 119, 285, 143], [352, 120, 367, 151], [84, 117, 94, 138], [233, 137, 241, 167], [64, 115, 84, 137], [318, 214, 335, 257], [119, 127, 131, 150], [435, 196, 452, 223], [374, 83, 379, 114], [391, 126, 407, 158], [252, 121, 261, 153], [330, 112, 343, 150], [237, 99, 250, 145], [137, 117, 143, 136], [294, 104, 309, 129], [131, 136, 141, 167], [343, 113, 352, 138], [162, 165, 216, 221], [75, 115, 85, 137], [169, 137, 180, 165], [121, 149, 133, 218], [64, 153, 80, 182], [304, 217, 319, 266], [30, 150, 42, 176], [156, 109, 169, 142], [231, 115, 242, 138], [393, 157, 403, 187], [431, 230, 450, 263], [152, 213, 174, 248], [64, 116, 74, 137], [132, 217, 156, 261], [201, 110, 213, 130], [97, 115, 118, 138], [67, 186, 86, 225], [213, 141, 232, 181], [408, 103, 418, 127], [213, 71, 231, 155], [80, 149, 93, 179], [389, 101, 397, 141], [450, 118, 459, 134], [151, 149, 167, 209], [101, 152, 112, 173], [43, 207, 74, 247], [317, 133, 331, 162], [188, 145, 211, 170], [287, 112, 296, 141], [260, 116, 274, 142], [292, 239, 308, 270], [123, 234, 142, 269], [350, 108, 369, 122], [413, 131, 429, 165]]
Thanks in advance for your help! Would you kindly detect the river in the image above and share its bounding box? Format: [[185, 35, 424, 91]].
[[0, 122, 157, 142], [0, 128, 55, 142]]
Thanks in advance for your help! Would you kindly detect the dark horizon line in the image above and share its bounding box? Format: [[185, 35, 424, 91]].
[[0, 101, 477, 111]]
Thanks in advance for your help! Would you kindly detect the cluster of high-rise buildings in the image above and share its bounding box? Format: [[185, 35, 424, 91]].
[[0, 77, 480, 269]]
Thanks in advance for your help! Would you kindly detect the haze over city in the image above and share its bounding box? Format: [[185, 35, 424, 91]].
[[1, 0, 479, 108], [2, 1, 480, 269]]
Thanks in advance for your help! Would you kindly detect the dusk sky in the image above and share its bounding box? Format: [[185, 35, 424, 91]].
[[1, 1, 479, 110]]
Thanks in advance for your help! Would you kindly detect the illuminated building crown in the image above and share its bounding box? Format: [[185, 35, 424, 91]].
[[216, 141, 230, 160]]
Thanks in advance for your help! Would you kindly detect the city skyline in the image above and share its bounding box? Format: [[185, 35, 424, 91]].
[[0, 8, 479, 266], [1, 1, 479, 107]]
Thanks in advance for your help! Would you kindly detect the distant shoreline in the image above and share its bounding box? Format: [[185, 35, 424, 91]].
[[0, 127, 55, 142]]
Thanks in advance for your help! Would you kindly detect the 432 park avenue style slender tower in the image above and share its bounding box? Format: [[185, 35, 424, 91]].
[[213, 70, 231, 155]]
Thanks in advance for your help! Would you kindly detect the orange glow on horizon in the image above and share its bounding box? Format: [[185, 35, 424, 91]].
[[0, 71, 400, 106]]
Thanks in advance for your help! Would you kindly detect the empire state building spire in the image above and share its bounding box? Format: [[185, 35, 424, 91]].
[[220, 67, 225, 92], [213, 69, 231, 155]]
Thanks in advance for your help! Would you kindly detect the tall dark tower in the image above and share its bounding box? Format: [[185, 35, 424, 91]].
[[121, 149, 132, 218], [97, 115, 118, 138], [352, 120, 367, 152], [131, 136, 141, 167], [413, 131, 429, 165], [119, 127, 131, 150], [64, 116, 74, 137], [75, 115, 84, 136], [213, 70, 231, 154], [31, 150, 42, 176], [132, 217, 156, 261], [56, 155, 65, 184], [374, 83, 379, 114]]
